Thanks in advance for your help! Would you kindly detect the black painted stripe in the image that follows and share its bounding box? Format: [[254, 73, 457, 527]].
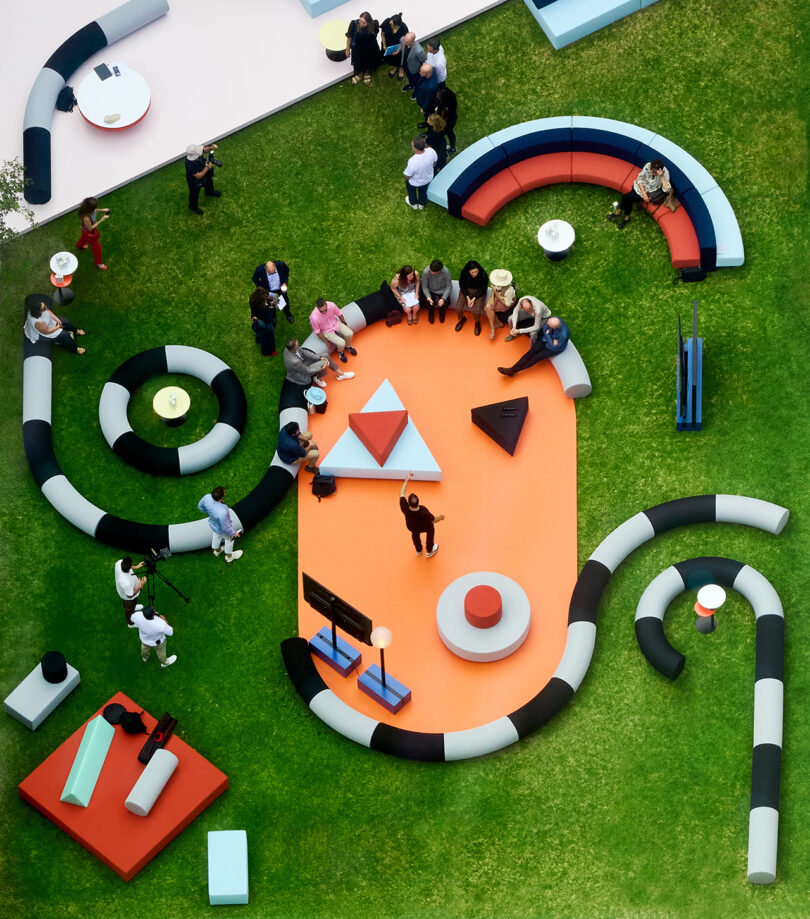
[[281, 638, 329, 706], [508, 677, 575, 738], [113, 431, 180, 477], [644, 495, 716, 534], [750, 743, 781, 810], [370, 722, 445, 762], [109, 347, 168, 393], [675, 556, 744, 590], [22, 419, 61, 488], [279, 378, 308, 414], [568, 559, 611, 624], [635, 617, 685, 681], [24, 335, 53, 361], [233, 465, 295, 531], [354, 285, 400, 327], [94, 515, 170, 555], [44, 22, 107, 81], [755, 616, 785, 682], [23, 127, 52, 205], [211, 368, 247, 431]]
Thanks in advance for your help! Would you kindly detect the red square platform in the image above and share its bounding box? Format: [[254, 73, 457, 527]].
[[18, 691, 228, 881]]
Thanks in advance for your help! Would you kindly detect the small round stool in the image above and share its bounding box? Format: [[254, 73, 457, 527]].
[[695, 584, 726, 634]]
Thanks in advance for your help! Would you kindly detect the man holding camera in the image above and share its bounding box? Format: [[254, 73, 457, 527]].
[[114, 556, 147, 627], [185, 143, 221, 215]]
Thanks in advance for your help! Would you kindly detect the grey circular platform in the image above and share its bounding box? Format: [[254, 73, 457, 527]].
[[436, 572, 531, 662]]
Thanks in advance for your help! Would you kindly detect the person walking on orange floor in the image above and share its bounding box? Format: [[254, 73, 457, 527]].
[[399, 472, 444, 558], [498, 316, 570, 377], [76, 197, 109, 269]]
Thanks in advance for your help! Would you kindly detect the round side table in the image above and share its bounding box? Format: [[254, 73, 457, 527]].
[[153, 387, 191, 426], [319, 20, 350, 62], [77, 62, 151, 130], [537, 220, 576, 261], [49, 252, 79, 305]]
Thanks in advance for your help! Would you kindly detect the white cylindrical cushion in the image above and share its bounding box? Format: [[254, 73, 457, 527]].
[[747, 806, 779, 884], [177, 423, 240, 475], [309, 690, 377, 747], [550, 341, 592, 399], [164, 345, 228, 385], [339, 301, 367, 332], [96, 0, 170, 45], [552, 621, 596, 691], [125, 748, 178, 816], [23, 356, 53, 425], [752, 679, 783, 749], [168, 519, 217, 553], [589, 512, 655, 573], [41, 475, 105, 535], [715, 495, 789, 535], [23, 68, 64, 131], [98, 381, 133, 446], [443, 717, 520, 761], [635, 566, 685, 622], [733, 565, 784, 619]]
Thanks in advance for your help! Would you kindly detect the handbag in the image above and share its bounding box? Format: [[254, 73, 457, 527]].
[[312, 474, 337, 502]]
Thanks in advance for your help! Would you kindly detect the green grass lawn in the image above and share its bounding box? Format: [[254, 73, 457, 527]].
[[1, 0, 809, 915]]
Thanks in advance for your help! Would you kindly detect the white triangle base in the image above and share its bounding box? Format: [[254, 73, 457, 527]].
[[320, 379, 442, 481]]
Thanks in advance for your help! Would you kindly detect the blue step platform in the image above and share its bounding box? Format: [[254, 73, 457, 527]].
[[358, 664, 412, 714], [310, 627, 362, 677]]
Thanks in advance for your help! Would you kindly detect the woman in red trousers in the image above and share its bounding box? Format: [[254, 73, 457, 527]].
[[76, 197, 110, 269]]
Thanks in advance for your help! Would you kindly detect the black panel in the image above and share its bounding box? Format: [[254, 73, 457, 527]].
[[44, 22, 107, 81], [94, 515, 170, 554], [108, 347, 168, 393], [370, 723, 445, 761], [279, 378, 308, 414], [635, 617, 685, 681], [755, 616, 785, 683], [232, 465, 295, 531], [23, 419, 61, 488], [568, 559, 611, 624], [354, 284, 399, 327], [749, 743, 781, 810], [23, 127, 51, 204], [113, 431, 180, 476], [508, 677, 575, 738], [674, 556, 743, 590], [280, 638, 328, 706], [211, 369, 247, 432], [644, 495, 716, 534]]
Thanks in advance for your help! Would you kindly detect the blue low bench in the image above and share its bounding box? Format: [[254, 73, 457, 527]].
[[428, 115, 744, 272], [523, 0, 661, 51]]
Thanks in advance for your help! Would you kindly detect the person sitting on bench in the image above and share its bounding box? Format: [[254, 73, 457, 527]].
[[498, 316, 569, 377], [608, 159, 677, 228]]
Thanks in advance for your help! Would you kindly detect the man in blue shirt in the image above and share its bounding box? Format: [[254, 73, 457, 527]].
[[252, 260, 293, 323], [277, 422, 319, 473], [497, 316, 570, 377], [197, 485, 243, 563]]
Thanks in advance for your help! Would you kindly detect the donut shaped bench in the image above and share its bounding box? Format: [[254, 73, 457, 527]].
[[98, 346, 247, 476], [634, 556, 784, 885], [282, 485, 787, 762], [23, 0, 169, 204], [427, 116, 744, 272]]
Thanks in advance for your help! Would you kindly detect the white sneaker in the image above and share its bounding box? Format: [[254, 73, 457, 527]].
[[336, 372, 355, 381], [127, 622, 138, 629], [417, 204, 424, 210], [134, 603, 143, 611], [405, 196, 419, 210], [212, 547, 223, 557], [161, 654, 178, 668], [314, 377, 327, 388], [226, 550, 244, 563], [426, 544, 439, 558]]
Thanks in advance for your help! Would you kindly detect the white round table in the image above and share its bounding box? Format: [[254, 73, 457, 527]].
[[537, 219, 576, 261], [436, 572, 531, 662], [49, 251, 79, 305], [77, 63, 151, 130], [153, 387, 190, 426]]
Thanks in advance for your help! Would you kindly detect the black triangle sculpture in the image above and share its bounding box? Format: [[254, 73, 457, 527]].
[[471, 397, 529, 456]]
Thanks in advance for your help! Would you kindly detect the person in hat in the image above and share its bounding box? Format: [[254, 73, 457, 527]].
[[304, 385, 327, 416], [184, 142, 221, 215], [131, 605, 177, 668], [277, 422, 319, 474], [484, 268, 517, 341]]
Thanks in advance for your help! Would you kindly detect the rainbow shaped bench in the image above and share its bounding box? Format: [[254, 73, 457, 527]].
[[427, 116, 744, 272]]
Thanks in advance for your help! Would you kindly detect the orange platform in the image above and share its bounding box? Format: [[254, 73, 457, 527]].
[[18, 692, 228, 880], [298, 318, 579, 733]]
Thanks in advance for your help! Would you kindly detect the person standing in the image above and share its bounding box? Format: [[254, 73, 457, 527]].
[[250, 288, 278, 357], [420, 259, 452, 324], [252, 259, 294, 324], [400, 33, 426, 94], [399, 473, 444, 558], [185, 143, 221, 215], [414, 62, 438, 120], [76, 197, 109, 269], [426, 37, 447, 88], [498, 316, 570, 377], [434, 86, 457, 154], [346, 12, 381, 85], [423, 113, 447, 172], [114, 556, 147, 627], [382, 13, 407, 79], [131, 605, 177, 668], [197, 486, 243, 563], [403, 138, 437, 211]]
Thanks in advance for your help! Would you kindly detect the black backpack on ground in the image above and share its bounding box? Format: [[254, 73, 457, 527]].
[[312, 474, 337, 502]]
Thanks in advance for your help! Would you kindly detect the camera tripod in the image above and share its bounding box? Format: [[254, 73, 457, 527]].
[[144, 559, 190, 607]]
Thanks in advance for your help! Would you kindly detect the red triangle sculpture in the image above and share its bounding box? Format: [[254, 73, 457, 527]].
[[349, 409, 409, 466]]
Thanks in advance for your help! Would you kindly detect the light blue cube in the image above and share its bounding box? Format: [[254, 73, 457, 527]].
[[208, 830, 249, 905]]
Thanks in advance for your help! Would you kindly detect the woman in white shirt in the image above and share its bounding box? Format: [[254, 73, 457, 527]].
[[391, 265, 421, 324], [24, 294, 86, 354]]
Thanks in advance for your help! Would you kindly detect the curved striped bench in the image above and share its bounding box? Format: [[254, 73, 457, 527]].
[[23, 0, 169, 205], [428, 116, 744, 272]]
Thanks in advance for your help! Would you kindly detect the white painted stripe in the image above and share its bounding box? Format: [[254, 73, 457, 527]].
[[589, 512, 655, 572], [41, 475, 105, 536], [23, 355, 52, 425], [552, 621, 597, 691], [753, 679, 783, 749], [443, 717, 519, 761], [733, 565, 784, 619], [635, 566, 684, 622], [715, 495, 789, 535], [310, 690, 377, 747], [747, 807, 778, 884]]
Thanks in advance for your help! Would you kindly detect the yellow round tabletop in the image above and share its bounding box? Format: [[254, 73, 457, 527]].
[[319, 19, 349, 52], [153, 386, 191, 424]]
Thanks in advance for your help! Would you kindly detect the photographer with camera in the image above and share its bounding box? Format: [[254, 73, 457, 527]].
[[114, 556, 147, 627], [185, 143, 222, 215]]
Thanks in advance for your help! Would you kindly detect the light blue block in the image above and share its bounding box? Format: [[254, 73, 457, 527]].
[[299, 0, 346, 17], [640, 0, 661, 7], [645, 133, 718, 194], [532, 0, 641, 51], [60, 715, 115, 807], [571, 115, 656, 147], [208, 830, 249, 905], [487, 116, 573, 147], [703, 186, 744, 267], [427, 136, 498, 209]]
